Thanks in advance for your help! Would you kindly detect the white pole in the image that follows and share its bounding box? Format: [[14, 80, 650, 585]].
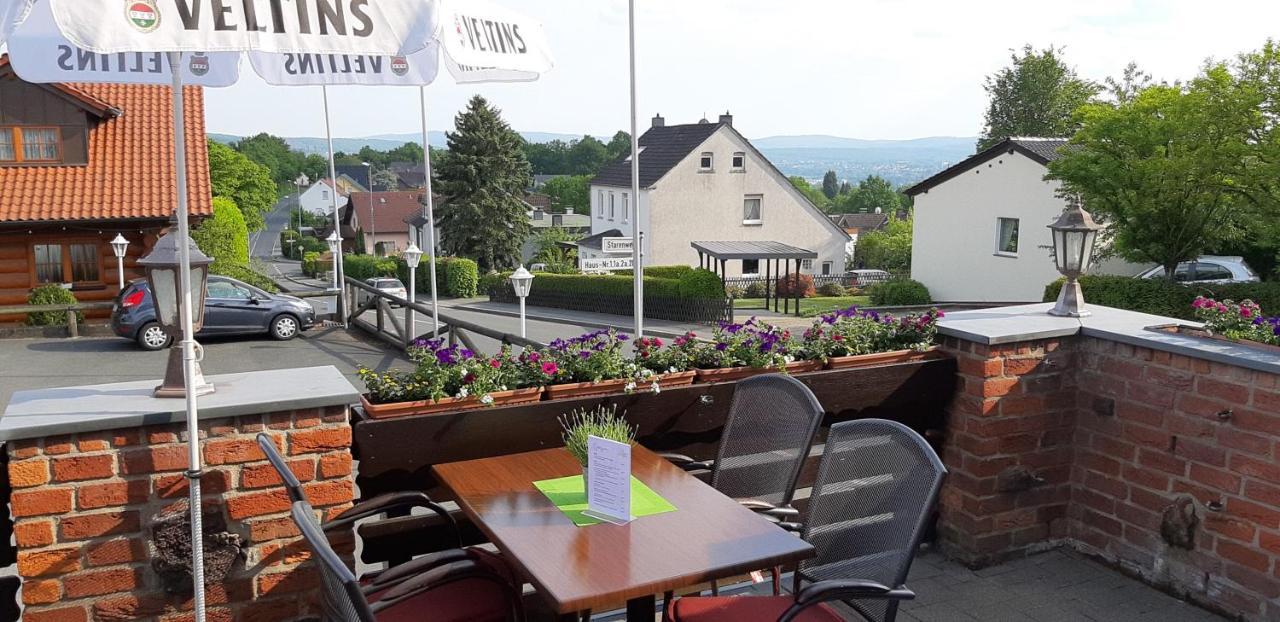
[[322, 86, 347, 327], [419, 87, 441, 338], [116, 257, 125, 290], [406, 264, 416, 347], [628, 0, 644, 339], [519, 297, 527, 339], [166, 52, 206, 622]]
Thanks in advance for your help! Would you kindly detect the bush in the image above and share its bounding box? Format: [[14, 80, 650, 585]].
[[725, 285, 746, 299], [744, 281, 770, 298], [26, 284, 80, 326], [817, 283, 847, 297], [1043, 275, 1280, 320], [480, 271, 509, 296], [193, 197, 249, 270], [776, 273, 816, 298], [302, 252, 327, 278], [212, 264, 279, 293], [445, 258, 480, 298], [677, 269, 725, 299], [615, 265, 695, 280], [870, 278, 932, 306], [344, 255, 399, 281]]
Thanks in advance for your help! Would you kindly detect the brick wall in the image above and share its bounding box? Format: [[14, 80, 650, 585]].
[[939, 333, 1280, 621], [6, 406, 355, 622]]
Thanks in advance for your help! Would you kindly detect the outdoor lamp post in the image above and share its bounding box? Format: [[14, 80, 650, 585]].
[[510, 265, 534, 339], [110, 234, 129, 289], [1047, 199, 1103, 318], [403, 243, 423, 346], [363, 162, 375, 255], [326, 231, 341, 292], [139, 231, 215, 398]]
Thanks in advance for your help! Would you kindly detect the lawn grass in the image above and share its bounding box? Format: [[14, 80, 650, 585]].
[[733, 296, 871, 317]]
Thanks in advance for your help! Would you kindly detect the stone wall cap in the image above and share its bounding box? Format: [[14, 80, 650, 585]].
[[0, 366, 359, 442], [941, 303, 1280, 375]]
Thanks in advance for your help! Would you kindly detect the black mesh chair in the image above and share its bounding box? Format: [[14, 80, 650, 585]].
[[666, 419, 947, 622], [290, 499, 525, 622], [666, 374, 825, 525]]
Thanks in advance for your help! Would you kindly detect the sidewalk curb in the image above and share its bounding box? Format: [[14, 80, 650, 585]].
[[454, 304, 695, 339]]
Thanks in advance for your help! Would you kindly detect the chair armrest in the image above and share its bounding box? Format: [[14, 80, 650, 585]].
[[658, 453, 715, 472], [368, 559, 517, 614], [324, 492, 461, 548], [795, 579, 915, 606], [362, 548, 472, 593], [775, 521, 804, 533], [736, 499, 801, 518]]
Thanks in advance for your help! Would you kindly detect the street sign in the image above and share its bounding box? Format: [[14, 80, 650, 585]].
[[603, 237, 635, 254], [581, 257, 635, 272]]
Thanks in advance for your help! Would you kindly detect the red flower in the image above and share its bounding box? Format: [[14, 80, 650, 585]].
[[463, 373, 477, 384], [490, 359, 502, 369], [541, 362, 559, 376]]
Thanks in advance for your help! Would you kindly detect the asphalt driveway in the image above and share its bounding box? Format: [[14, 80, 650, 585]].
[[0, 324, 411, 411]]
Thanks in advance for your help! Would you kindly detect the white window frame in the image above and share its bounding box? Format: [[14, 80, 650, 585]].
[[622, 193, 630, 224], [597, 190, 604, 219], [609, 192, 616, 220], [742, 259, 760, 276], [699, 152, 714, 172], [995, 217, 1020, 257], [821, 261, 833, 276], [731, 152, 746, 172], [743, 195, 763, 225], [801, 259, 814, 271]]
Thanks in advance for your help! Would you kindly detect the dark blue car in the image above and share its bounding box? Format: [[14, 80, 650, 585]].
[[111, 276, 317, 350]]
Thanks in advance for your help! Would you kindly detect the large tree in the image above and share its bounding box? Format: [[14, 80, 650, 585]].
[[193, 197, 249, 270], [833, 175, 904, 215], [605, 131, 632, 162], [1047, 62, 1267, 279], [436, 96, 533, 272], [978, 45, 1100, 151], [542, 175, 591, 214], [207, 140, 276, 232], [853, 214, 913, 272], [567, 135, 609, 176], [789, 176, 830, 211], [821, 171, 839, 200]]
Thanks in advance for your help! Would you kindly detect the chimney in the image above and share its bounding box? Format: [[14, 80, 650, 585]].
[[652, 113, 665, 128], [719, 111, 733, 127]]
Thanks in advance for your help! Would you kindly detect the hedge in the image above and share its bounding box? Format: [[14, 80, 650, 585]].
[[1044, 275, 1280, 320], [615, 265, 695, 280], [869, 278, 932, 306], [446, 258, 479, 298], [344, 255, 399, 281], [212, 264, 279, 293], [193, 197, 249, 270], [26, 284, 80, 326], [302, 252, 325, 278], [486, 269, 724, 300]]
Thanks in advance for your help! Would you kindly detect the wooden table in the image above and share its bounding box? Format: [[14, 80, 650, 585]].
[[433, 446, 815, 620]]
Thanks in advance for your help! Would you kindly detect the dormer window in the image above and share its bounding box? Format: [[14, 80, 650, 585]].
[[0, 127, 62, 164], [731, 152, 746, 171], [699, 152, 714, 172]]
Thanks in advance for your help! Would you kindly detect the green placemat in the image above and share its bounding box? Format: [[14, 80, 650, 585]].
[[533, 475, 677, 527]]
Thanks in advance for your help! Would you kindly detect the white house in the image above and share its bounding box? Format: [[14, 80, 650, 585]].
[[298, 179, 348, 217], [581, 113, 849, 277], [907, 137, 1142, 303]]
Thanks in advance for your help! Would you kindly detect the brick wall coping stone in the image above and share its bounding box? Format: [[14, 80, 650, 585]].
[[940, 302, 1280, 375], [0, 365, 357, 441]]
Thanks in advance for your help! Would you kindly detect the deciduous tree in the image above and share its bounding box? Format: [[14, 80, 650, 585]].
[[978, 45, 1100, 151], [542, 175, 591, 214], [207, 140, 275, 232]]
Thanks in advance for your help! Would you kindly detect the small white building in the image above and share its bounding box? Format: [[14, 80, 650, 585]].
[[581, 113, 849, 276], [299, 179, 348, 217], [907, 137, 1142, 303]]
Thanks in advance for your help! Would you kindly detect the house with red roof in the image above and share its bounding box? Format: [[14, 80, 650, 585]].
[[0, 56, 213, 314]]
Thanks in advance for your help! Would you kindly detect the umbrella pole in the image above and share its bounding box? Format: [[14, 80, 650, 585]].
[[167, 51, 207, 622], [628, 0, 644, 339], [323, 86, 348, 327], [419, 86, 441, 338]]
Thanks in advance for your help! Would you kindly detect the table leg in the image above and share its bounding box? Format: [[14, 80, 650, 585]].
[[626, 594, 657, 621]]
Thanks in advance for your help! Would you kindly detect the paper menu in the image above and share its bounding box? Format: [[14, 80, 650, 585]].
[[583, 435, 633, 525]]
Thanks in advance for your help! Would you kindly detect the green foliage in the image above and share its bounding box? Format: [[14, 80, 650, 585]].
[[676, 269, 726, 299], [832, 175, 907, 215], [1043, 275, 1280, 320], [854, 215, 913, 271], [789, 176, 830, 210], [744, 281, 769, 298], [532, 227, 582, 273], [281, 235, 326, 261], [485, 269, 723, 300], [344, 255, 399, 281], [207, 140, 276, 232], [822, 171, 839, 200], [231, 133, 326, 192], [446, 258, 480, 298], [436, 96, 533, 272], [210, 264, 278, 293], [524, 132, 630, 176], [26, 284, 80, 326], [817, 283, 847, 297], [541, 175, 592, 214], [301, 252, 327, 278], [870, 278, 932, 306], [193, 197, 250, 271], [605, 131, 632, 161], [978, 45, 1101, 151], [559, 405, 636, 466]]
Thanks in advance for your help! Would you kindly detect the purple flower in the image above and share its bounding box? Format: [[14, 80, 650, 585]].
[[436, 350, 457, 366], [578, 351, 592, 360], [716, 343, 729, 352], [617, 334, 630, 341]]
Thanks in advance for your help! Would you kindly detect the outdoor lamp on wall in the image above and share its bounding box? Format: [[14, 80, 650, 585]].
[[510, 265, 535, 339], [1047, 199, 1102, 318], [139, 231, 215, 398], [403, 243, 423, 346], [110, 233, 129, 289]]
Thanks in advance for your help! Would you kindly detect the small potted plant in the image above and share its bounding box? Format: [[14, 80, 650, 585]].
[[559, 404, 637, 497], [543, 329, 639, 399], [632, 333, 698, 391]]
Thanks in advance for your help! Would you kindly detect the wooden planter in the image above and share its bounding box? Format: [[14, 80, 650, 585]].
[[360, 387, 544, 420], [654, 370, 697, 389], [695, 366, 775, 384], [545, 378, 632, 400], [826, 347, 943, 370], [786, 360, 824, 374]]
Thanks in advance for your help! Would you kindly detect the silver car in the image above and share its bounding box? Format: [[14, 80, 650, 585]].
[[358, 278, 410, 307], [1137, 256, 1259, 284]]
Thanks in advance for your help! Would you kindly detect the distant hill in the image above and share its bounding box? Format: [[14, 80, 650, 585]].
[[209, 132, 979, 187]]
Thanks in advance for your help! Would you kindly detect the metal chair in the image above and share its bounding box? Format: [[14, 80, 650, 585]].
[[666, 419, 947, 622], [290, 499, 525, 622]]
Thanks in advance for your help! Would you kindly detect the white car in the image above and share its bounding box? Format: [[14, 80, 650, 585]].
[[359, 278, 410, 307], [1137, 256, 1259, 284]]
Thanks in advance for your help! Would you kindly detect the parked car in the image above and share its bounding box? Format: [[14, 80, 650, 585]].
[[112, 276, 318, 351], [1136, 256, 1259, 284], [846, 269, 892, 288], [357, 277, 410, 308]]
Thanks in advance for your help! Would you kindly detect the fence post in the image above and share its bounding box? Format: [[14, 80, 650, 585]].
[[66, 307, 78, 338]]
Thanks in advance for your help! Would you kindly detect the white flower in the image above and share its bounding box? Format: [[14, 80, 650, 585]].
[[640, 369, 653, 378], [458, 367, 468, 378], [668, 366, 679, 374], [458, 387, 470, 398], [624, 382, 637, 393], [784, 355, 795, 363], [480, 394, 494, 405], [651, 381, 661, 394]]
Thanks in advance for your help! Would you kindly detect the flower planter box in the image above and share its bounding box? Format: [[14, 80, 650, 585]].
[[654, 370, 697, 389], [787, 360, 824, 374], [826, 347, 944, 370], [695, 366, 779, 384], [1146, 324, 1280, 355], [545, 378, 632, 400], [360, 387, 544, 420]]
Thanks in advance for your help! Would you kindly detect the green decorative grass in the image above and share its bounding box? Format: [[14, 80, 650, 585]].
[[559, 405, 636, 466]]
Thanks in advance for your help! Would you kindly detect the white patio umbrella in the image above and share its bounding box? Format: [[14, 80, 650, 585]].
[[3, 2, 443, 620], [249, 0, 554, 340]]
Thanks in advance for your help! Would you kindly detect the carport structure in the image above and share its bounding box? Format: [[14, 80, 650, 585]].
[[692, 241, 817, 317]]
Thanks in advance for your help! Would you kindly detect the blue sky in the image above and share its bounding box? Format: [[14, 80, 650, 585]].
[[202, 0, 1280, 141]]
